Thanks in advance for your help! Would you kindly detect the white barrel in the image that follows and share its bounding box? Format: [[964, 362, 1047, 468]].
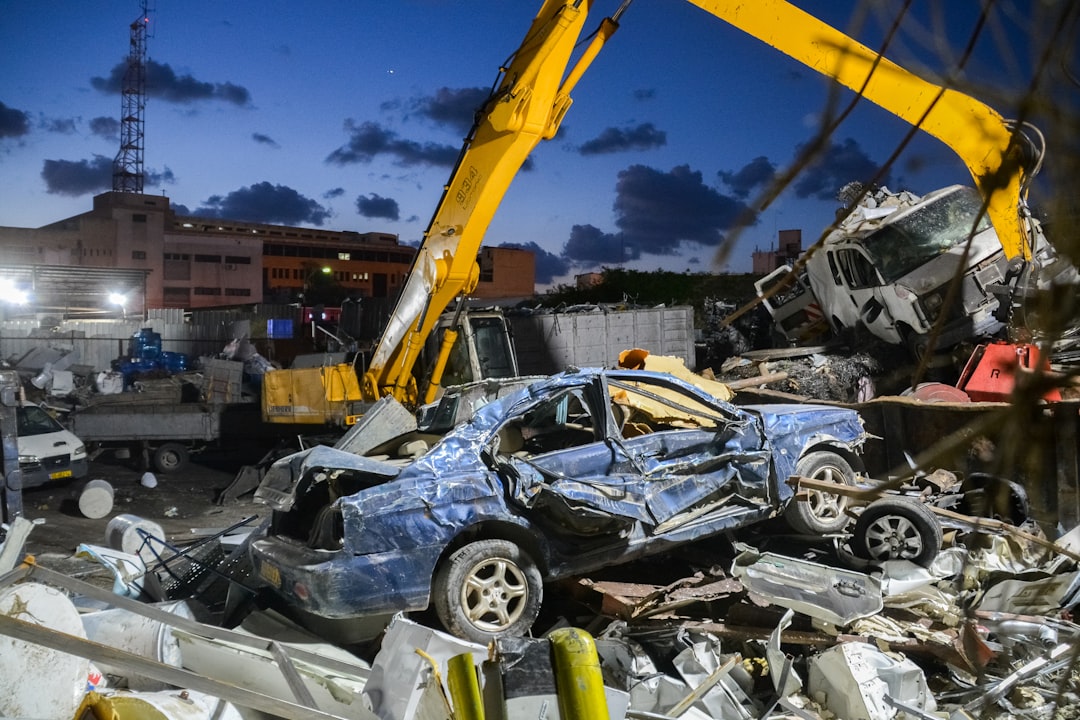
[[105, 513, 167, 564], [0, 583, 89, 719], [80, 600, 195, 691], [78, 478, 115, 519]]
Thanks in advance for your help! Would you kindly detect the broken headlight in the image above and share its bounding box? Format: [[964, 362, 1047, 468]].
[[919, 290, 945, 321]]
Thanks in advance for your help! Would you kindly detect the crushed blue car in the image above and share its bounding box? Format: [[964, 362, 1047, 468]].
[[250, 367, 868, 643]]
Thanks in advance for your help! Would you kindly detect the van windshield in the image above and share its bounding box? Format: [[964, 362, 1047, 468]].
[[860, 187, 993, 283], [17, 406, 65, 437]]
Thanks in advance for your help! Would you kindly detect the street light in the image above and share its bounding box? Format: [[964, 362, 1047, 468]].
[[0, 278, 28, 305], [109, 292, 127, 319], [299, 266, 332, 304]]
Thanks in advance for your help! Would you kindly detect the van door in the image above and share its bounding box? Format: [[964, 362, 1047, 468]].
[[829, 248, 898, 341]]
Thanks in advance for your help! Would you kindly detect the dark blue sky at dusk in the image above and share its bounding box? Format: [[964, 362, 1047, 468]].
[[1, 1, 1074, 286]]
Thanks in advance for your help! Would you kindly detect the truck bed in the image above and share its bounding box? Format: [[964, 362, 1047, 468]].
[[69, 403, 221, 442]]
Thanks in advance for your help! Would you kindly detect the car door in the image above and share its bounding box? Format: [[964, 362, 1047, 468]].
[[605, 375, 773, 531]]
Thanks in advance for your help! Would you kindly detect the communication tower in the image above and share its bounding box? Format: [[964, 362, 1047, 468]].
[[111, 3, 150, 193]]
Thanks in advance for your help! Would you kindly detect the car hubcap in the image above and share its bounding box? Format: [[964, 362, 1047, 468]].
[[806, 466, 848, 521], [461, 558, 528, 631], [864, 516, 923, 560]]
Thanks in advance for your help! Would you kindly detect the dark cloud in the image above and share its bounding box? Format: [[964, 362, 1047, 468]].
[[355, 193, 399, 221], [326, 120, 459, 168], [0, 102, 31, 138], [633, 88, 656, 101], [412, 87, 488, 135], [613, 164, 756, 253], [718, 156, 776, 199], [89, 116, 120, 140], [91, 59, 252, 106], [792, 137, 889, 201], [323, 187, 345, 199], [41, 155, 112, 196], [497, 241, 570, 285], [145, 167, 176, 186], [579, 123, 666, 156], [562, 164, 755, 266], [563, 224, 639, 265], [252, 133, 279, 148], [188, 182, 331, 225], [42, 154, 175, 196], [44, 117, 77, 135]]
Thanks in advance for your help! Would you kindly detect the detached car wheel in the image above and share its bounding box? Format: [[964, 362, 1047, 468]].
[[852, 496, 942, 567], [433, 539, 543, 644], [152, 443, 189, 473], [786, 451, 857, 535]]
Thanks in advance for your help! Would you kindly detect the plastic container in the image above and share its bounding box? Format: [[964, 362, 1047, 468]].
[[106, 514, 167, 564], [0, 582, 89, 719], [80, 601, 195, 690], [79, 478, 115, 519]]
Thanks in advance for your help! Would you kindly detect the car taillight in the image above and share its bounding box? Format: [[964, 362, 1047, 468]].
[[293, 582, 310, 601]]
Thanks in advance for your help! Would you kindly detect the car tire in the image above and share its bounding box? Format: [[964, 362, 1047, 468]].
[[433, 539, 543, 644], [851, 496, 942, 567], [785, 451, 857, 535], [152, 443, 189, 473]]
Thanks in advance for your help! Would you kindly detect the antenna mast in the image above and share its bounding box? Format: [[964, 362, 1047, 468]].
[[112, 2, 150, 193]]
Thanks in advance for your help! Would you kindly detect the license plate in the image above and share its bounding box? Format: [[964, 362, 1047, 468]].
[[49, 470, 73, 480], [259, 561, 281, 587]]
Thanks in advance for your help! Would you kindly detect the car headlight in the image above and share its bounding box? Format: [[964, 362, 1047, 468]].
[[73, 444, 87, 459], [920, 291, 945, 320], [18, 454, 40, 465]]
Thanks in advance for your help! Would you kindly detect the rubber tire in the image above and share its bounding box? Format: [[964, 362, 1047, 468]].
[[152, 443, 189, 473], [851, 496, 942, 567], [785, 451, 857, 535], [433, 539, 543, 644]]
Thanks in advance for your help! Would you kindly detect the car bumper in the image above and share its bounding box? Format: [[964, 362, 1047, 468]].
[[19, 458, 88, 489], [250, 536, 439, 619]]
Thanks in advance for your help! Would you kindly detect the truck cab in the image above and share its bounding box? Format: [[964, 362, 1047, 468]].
[[804, 185, 1013, 355], [14, 403, 88, 488]]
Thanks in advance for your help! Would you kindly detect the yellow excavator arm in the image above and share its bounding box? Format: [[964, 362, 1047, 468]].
[[685, 0, 1033, 262], [363, 1, 621, 406], [363, 0, 1034, 408]]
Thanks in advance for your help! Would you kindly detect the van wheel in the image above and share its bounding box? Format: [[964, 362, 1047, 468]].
[[152, 443, 189, 473], [786, 451, 857, 534]]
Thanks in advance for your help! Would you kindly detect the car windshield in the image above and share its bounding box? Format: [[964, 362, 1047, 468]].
[[17, 406, 64, 437], [860, 187, 993, 283]]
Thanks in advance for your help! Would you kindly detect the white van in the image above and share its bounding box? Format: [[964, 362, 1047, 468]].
[[14, 403, 88, 488]]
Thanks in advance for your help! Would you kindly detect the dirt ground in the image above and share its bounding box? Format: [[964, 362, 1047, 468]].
[[9, 441, 273, 582]]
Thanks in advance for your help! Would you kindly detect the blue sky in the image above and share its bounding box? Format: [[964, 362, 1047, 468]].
[[1, 1, 1073, 286]]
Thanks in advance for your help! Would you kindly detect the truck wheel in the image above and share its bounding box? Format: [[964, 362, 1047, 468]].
[[433, 539, 542, 644], [152, 443, 189, 473], [851, 496, 942, 567], [785, 451, 857, 534]]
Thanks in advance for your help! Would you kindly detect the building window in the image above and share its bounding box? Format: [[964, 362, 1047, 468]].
[[224, 288, 252, 297], [338, 252, 350, 260], [224, 255, 251, 264], [132, 250, 147, 260], [193, 287, 221, 295], [132, 213, 147, 223], [194, 254, 222, 263], [163, 287, 190, 300]]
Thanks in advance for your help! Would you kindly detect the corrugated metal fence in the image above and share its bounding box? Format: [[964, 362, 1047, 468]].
[[0, 305, 297, 372]]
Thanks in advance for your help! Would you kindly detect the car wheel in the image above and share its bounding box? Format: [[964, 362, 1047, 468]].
[[433, 539, 543, 644], [785, 451, 856, 534], [851, 496, 942, 567], [152, 443, 189, 473]]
